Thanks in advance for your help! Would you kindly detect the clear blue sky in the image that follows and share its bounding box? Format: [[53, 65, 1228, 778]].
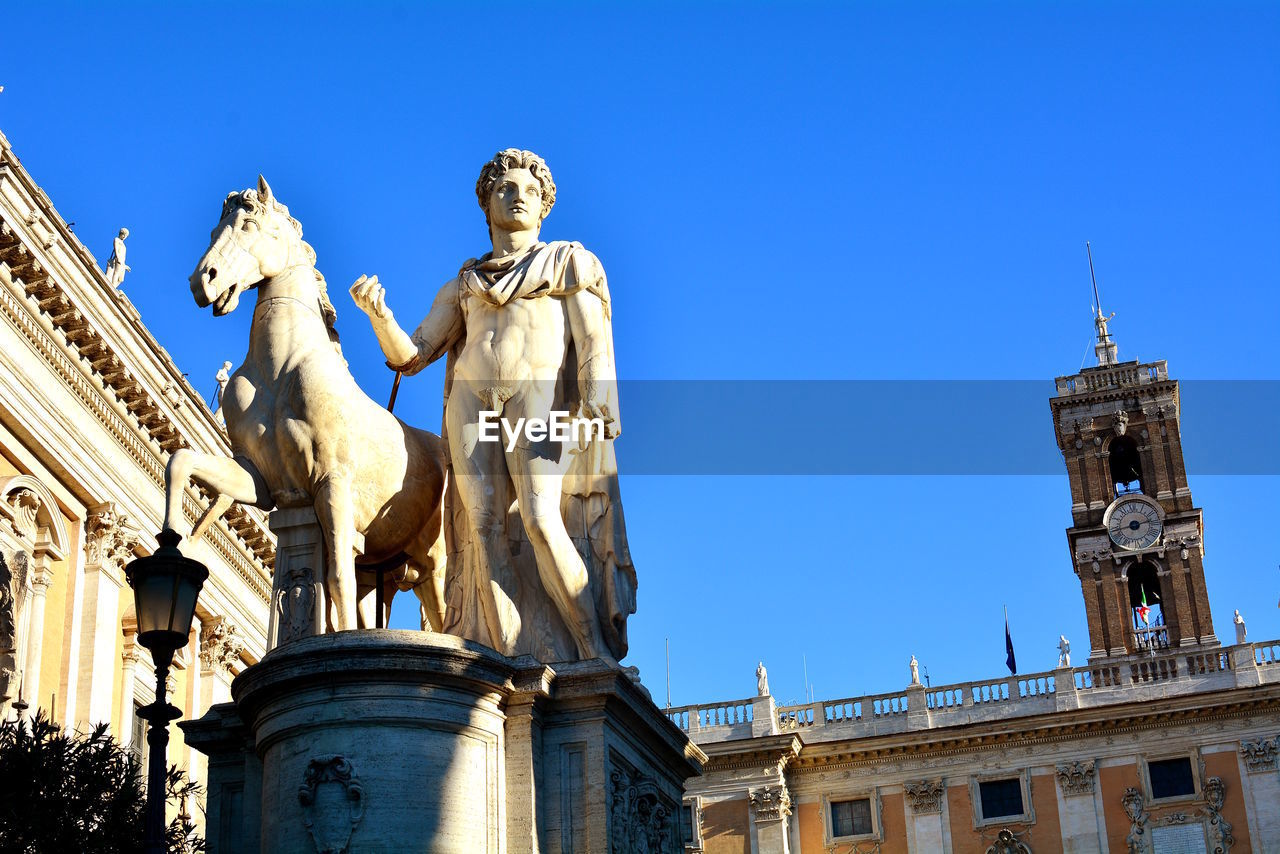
[[2, 2, 1277, 706]]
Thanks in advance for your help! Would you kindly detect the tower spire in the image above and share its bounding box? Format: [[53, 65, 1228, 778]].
[[1087, 242, 1118, 366]]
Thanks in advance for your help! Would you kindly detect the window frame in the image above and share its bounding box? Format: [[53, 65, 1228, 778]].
[[821, 790, 881, 845], [681, 796, 703, 852], [969, 771, 1035, 828], [1140, 751, 1202, 805]]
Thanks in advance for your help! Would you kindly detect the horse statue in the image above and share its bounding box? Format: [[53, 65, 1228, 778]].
[[163, 176, 448, 633]]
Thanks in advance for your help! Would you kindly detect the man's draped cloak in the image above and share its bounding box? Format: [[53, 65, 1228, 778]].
[[411, 240, 636, 662]]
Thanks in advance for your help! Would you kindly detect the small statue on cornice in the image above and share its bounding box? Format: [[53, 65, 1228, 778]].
[[1057, 635, 1071, 668], [909, 655, 920, 685], [1234, 609, 1247, 644], [105, 228, 130, 289], [213, 361, 233, 427], [756, 661, 769, 697]]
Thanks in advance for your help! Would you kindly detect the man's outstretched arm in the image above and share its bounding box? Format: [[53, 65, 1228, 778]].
[[351, 274, 461, 374]]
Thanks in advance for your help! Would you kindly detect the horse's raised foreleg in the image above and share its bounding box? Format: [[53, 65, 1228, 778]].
[[315, 476, 358, 631], [164, 449, 272, 541]]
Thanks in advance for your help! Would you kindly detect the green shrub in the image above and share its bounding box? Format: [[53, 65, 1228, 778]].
[[0, 710, 204, 854]]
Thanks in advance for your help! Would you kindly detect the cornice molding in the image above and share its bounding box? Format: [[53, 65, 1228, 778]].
[[0, 160, 274, 600]]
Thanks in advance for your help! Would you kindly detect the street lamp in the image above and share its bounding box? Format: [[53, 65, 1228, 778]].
[[125, 529, 208, 854]]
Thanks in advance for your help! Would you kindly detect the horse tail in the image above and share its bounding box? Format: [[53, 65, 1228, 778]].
[[190, 493, 235, 544]]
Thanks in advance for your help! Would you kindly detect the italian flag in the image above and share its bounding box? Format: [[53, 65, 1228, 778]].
[[1136, 587, 1151, 625]]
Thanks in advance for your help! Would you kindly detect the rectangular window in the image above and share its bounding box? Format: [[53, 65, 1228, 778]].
[[830, 798, 873, 838], [1148, 757, 1195, 799], [979, 778, 1024, 819], [681, 804, 693, 844]]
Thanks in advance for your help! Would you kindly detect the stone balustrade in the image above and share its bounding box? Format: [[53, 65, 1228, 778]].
[[1054, 359, 1168, 396], [665, 639, 1280, 745], [664, 697, 756, 740]]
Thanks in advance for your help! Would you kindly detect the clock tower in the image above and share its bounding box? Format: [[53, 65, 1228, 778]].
[[1050, 306, 1218, 660]]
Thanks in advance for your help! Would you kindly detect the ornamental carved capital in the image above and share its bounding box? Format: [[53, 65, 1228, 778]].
[[1055, 760, 1096, 796], [84, 503, 136, 569], [1240, 737, 1278, 773], [199, 618, 243, 674], [748, 785, 792, 823], [904, 778, 944, 814]]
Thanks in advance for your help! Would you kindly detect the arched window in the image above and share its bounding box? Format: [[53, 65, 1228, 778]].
[[1128, 562, 1166, 650], [1110, 436, 1144, 496]]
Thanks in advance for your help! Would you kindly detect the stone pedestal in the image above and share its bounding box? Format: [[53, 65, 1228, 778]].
[[183, 630, 703, 854], [265, 508, 329, 649]]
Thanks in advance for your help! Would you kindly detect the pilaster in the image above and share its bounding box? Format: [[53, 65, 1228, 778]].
[[75, 503, 135, 726]]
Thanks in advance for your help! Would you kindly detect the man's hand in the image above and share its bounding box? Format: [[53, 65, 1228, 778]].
[[581, 400, 620, 439], [350, 274, 390, 320]]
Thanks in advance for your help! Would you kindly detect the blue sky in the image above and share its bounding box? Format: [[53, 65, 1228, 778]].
[[2, 2, 1277, 706]]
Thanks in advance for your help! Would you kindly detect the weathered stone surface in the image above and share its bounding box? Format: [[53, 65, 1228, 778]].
[[183, 630, 702, 853]]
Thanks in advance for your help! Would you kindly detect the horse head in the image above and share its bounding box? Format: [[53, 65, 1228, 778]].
[[190, 175, 311, 315]]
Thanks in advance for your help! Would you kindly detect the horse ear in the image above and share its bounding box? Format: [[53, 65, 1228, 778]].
[[258, 174, 274, 203]]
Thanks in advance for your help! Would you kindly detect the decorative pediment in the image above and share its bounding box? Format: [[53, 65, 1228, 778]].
[[0, 475, 67, 560]]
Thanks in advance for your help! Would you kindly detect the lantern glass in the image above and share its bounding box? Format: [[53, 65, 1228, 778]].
[[127, 534, 208, 656]]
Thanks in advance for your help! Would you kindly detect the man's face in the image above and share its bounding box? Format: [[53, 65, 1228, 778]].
[[488, 167, 543, 234]]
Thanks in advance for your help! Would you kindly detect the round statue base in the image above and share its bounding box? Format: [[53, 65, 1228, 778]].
[[183, 630, 703, 854]]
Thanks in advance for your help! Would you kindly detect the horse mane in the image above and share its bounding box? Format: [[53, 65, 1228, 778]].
[[224, 188, 341, 346]]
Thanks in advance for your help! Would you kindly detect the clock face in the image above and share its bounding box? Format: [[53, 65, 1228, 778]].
[[1107, 499, 1162, 550]]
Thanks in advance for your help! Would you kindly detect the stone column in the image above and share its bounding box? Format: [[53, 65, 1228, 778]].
[[21, 564, 52, 719], [118, 635, 140, 750], [502, 664, 553, 854], [749, 784, 793, 854], [904, 779, 945, 852], [1054, 761, 1102, 852], [199, 617, 242, 709], [75, 504, 135, 726]]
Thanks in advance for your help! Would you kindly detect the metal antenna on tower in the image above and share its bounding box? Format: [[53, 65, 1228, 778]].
[[1085, 242, 1119, 366], [665, 637, 671, 709], [1087, 241, 1102, 316]]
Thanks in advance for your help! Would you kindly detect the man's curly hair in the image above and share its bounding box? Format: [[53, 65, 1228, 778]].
[[475, 149, 557, 226]]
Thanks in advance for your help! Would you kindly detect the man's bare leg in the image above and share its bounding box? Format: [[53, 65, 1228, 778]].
[[509, 445, 612, 664], [446, 391, 521, 654]]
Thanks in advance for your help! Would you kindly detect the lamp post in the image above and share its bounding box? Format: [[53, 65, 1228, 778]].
[[124, 529, 208, 854]]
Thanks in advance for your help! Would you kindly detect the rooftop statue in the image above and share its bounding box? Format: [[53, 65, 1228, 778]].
[[105, 227, 130, 289], [163, 177, 448, 632], [351, 149, 636, 666]]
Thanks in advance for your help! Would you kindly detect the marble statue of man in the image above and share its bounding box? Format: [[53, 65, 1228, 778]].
[[105, 228, 130, 288], [1234, 609, 1247, 644], [909, 655, 920, 685], [756, 661, 769, 696], [350, 149, 635, 666], [1057, 635, 1071, 668], [213, 361, 233, 427]]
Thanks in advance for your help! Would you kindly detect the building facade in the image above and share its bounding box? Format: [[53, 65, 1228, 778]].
[[669, 314, 1280, 853], [0, 128, 275, 802]]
